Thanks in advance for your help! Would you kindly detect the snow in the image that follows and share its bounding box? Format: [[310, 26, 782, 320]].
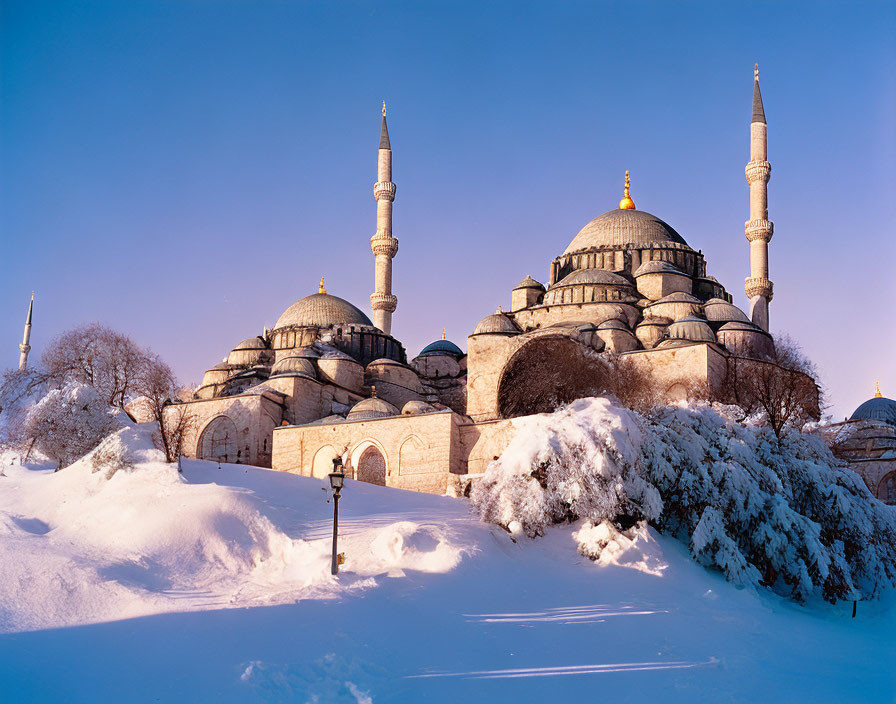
[[0, 422, 894, 702]]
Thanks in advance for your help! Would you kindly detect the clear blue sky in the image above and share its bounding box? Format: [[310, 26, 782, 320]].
[[2, 0, 894, 420]]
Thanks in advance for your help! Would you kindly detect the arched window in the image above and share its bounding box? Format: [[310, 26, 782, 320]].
[[199, 416, 239, 464], [357, 446, 387, 486], [885, 475, 896, 505]]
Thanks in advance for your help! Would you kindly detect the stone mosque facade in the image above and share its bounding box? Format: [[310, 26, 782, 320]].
[[165, 67, 801, 494]]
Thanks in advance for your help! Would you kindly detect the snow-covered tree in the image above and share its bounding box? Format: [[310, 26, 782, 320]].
[[472, 397, 896, 604], [22, 382, 124, 469]]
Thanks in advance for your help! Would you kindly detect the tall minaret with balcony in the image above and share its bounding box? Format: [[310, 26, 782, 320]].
[[18, 292, 34, 370], [370, 102, 398, 334], [744, 64, 773, 332]]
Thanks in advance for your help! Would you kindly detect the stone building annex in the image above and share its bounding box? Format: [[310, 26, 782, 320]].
[[165, 67, 802, 494]]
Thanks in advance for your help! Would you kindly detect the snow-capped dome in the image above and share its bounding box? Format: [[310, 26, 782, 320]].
[[346, 397, 400, 421]]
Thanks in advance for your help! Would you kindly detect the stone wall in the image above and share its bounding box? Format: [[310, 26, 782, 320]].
[[272, 410, 465, 494], [168, 391, 286, 467]]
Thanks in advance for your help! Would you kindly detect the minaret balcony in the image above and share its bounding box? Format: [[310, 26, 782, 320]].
[[373, 181, 396, 201], [744, 277, 774, 301], [744, 219, 774, 243], [370, 292, 398, 312], [370, 234, 399, 257], [745, 160, 771, 184]]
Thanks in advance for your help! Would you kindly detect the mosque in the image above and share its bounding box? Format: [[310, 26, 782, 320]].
[[829, 384, 896, 505], [156, 66, 802, 493]]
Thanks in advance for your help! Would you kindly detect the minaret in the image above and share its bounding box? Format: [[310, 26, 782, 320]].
[[18, 292, 34, 370], [744, 63, 774, 332], [370, 101, 398, 334]]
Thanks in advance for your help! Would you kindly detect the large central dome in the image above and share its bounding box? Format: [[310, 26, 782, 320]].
[[274, 293, 373, 330], [563, 208, 688, 254]]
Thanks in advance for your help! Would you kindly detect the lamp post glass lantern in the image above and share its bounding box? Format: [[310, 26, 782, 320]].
[[329, 457, 345, 575]]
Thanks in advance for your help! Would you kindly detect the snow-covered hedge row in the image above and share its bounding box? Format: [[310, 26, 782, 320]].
[[472, 397, 896, 603]]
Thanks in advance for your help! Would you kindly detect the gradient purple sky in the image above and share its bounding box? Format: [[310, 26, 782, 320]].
[[2, 0, 894, 420]]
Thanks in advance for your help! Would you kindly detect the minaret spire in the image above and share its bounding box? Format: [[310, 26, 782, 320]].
[[371, 102, 398, 334], [744, 63, 773, 332], [18, 292, 34, 371]]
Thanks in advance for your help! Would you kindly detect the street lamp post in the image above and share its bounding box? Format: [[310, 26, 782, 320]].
[[329, 457, 346, 576]]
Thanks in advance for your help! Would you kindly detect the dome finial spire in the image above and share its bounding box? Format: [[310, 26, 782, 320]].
[[318, 276, 326, 294], [619, 170, 636, 209], [754, 62, 759, 81], [382, 100, 387, 117], [875, 380, 882, 398], [442, 327, 446, 340]]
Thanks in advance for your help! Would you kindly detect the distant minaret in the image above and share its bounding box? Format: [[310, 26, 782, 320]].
[[370, 101, 398, 334], [18, 292, 34, 370], [744, 63, 774, 332]]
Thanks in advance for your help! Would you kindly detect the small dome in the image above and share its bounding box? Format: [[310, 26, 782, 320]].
[[633, 260, 685, 277], [554, 269, 633, 288], [636, 317, 672, 328], [367, 357, 404, 367], [419, 339, 464, 357], [402, 400, 437, 415], [657, 292, 701, 304], [704, 299, 751, 323], [271, 356, 317, 378], [473, 312, 520, 335], [514, 275, 545, 290], [667, 316, 716, 343], [346, 397, 400, 421], [274, 292, 372, 330], [717, 321, 763, 332], [597, 318, 630, 331], [564, 209, 688, 254], [232, 336, 267, 350], [849, 396, 896, 425]]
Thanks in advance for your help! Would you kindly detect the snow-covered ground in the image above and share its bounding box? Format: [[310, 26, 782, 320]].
[[0, 426, 893, 703]]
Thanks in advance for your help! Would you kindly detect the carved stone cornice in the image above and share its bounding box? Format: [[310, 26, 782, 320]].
[[744, 276, 774, 301], [744, 218, 774, 243], [745, 160, 771, 185], [373, 181, 396, 201], [370, 234, 399, 257], [370, 292, 397, 312]]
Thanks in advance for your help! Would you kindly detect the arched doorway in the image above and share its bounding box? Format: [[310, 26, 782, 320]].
[[879, 472, 896, 505], [496, 335, 610, 418], [357, 446, 387, 486], [198, 416, 239, 463]]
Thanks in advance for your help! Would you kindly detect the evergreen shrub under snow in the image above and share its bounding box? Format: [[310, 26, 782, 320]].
[[471, 397, 896, 603]]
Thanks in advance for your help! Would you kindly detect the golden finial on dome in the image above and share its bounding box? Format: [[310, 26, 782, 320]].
[[754, 62, 759, 81], [619, 170, 636, 210], [318, 277, 326, 294], [442, 327, 446, 340], [875, 381, 883, 398], [382, 100, 387, 117], [371, 384, 377, 398]]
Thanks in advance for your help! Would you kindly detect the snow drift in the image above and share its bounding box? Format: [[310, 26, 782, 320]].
[[0, 425, 468, 633], [472, 397, 896, 603]]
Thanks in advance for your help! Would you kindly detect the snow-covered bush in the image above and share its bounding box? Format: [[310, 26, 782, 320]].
[[23, 382, 124, 469], [89, 432, 136, 479], [471, 397, 896, 604]]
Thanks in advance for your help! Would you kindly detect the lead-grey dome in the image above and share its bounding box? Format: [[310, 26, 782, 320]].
[[346, 397, 399, 421], [564, 209, 688, 254], [274, 293, 372, 330], [850, 396, 896, 425], [553, 268, 633, 288]]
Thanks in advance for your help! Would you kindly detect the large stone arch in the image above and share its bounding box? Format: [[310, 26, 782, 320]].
[[198, 415, 240, 463], [496, 335, 607, 419], [356, 446, 387, 486]]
